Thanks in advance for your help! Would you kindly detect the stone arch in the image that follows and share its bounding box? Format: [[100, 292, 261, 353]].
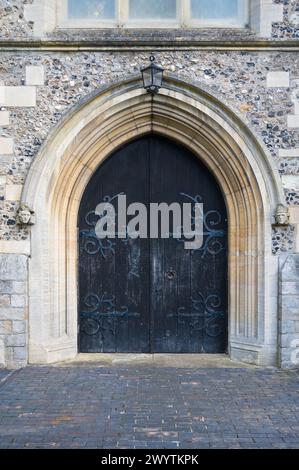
[[22, 75, 283, 365]]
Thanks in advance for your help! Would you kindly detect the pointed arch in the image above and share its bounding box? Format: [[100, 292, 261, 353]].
[[23, 75, 283, 365]]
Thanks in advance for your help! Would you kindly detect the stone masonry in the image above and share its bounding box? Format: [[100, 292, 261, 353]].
[[279, 254, 299, 369], [0, 254, 28, 368]]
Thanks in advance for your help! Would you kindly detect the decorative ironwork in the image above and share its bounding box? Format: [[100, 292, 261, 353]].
[[179, 193, 226, 258], [79, 193, 129, 258], [168, 291, 225, 337], [80, 293, 140, 338], [79, 230, 115, 258]]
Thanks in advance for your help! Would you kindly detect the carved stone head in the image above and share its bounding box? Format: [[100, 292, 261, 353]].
[[274, 204, 290, 226], [16, 204, 35, 226]]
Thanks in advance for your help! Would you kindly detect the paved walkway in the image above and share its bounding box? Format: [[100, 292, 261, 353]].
[[0, 357, 299, 449]]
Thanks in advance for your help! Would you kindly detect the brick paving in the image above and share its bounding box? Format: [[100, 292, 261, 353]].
[[0, 365, 299, 449]]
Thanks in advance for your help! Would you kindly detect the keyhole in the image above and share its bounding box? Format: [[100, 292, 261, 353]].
[[166, 268, 176, 280]]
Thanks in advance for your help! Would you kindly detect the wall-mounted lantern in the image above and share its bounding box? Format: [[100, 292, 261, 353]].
[[141, 55, 164, 95]]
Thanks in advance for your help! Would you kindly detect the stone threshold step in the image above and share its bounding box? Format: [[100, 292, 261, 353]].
[[56, 353, 257, 369]]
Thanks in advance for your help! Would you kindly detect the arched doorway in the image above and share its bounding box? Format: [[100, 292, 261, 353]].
[[21, 76, 283, 366], [78, 135, 228, 353]]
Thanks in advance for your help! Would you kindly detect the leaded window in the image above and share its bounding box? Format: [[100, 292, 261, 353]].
[[60, 0, 249, 28]]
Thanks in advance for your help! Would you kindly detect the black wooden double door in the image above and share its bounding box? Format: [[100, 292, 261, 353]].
[[78, 135, 228, 353]]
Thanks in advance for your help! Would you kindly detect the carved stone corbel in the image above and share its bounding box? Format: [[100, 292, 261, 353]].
[[16, 204, 36, 226], [273, 204, 290, 227]]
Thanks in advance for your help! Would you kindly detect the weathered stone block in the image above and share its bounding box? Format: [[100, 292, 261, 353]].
[[279, 295, 299, 309], [282, 343, 299, 368], [12, 281, 26, 294], [280, 333, 299, 349], [230, 346, 259, 365], [6, 334, 26, 347], [0, 156, 12, 165], [0, 241, 31, 255], [280, 348, 295, 361], [5, 185, 23, 201], [0, 111, 9, 126], [289, 207, 299, 224], [0, 254, 27, 281], [282, 174, 299, 190], [12, 321, 26, 334], [0, 320, 12, 335], [0, 308, 26, 321], [281, 360, 298, 370], [12, 347, 27, 362], [256, 2, 283, 37], [288, 115, 299, 129], [279, 254, 299, 369], [290, 11, 299, 25], [279, 281, 299, 296], [0, 338, 5, 366], [0, 137, 13, 155], [266, 71, 290, 88], [0, 86, 36, 107], [279, 255, 299, 282], [280, 320, 296, 335], [26, 66, 45, 86], [281, 308, 299, 321], [294, 100, 299, 116], [0, 295, 10, 307], [0, 281, 26, 295], [24, 1, 56, 37], [278, 148, 299, 158], [11, 295, 26, 308], [0, 281, 13, 294]]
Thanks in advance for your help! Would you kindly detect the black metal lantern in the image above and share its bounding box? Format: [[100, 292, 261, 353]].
[[141, 55, 164, 95]]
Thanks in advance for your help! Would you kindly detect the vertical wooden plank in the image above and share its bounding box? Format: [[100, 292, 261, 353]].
[[78, 138, 150, 353], [150, 135, 228, 353]]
